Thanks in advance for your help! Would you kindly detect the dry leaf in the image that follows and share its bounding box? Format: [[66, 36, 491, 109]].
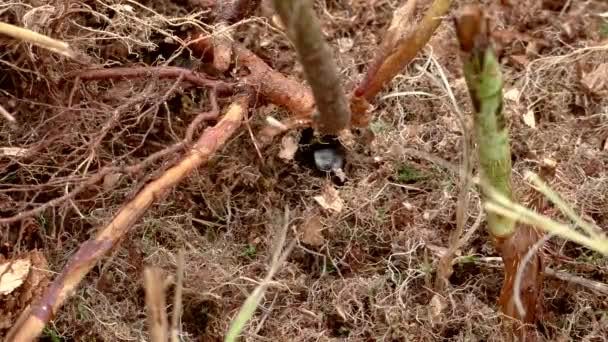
[[0, 258, 31, 295], [522, 110, 536, 128], [300, 215, 325, 247], [509, 54, 529, 67], [581, 63, 608, 95], [338, 129, 355, 148], [336, 37, 354, 53], [504, 88, 520, 102], [314, 186, 344, 212], [103, 172, 122, 190], [279, 135, 298, 161]]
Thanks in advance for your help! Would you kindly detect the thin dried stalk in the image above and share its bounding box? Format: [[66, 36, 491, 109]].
[[144, 267, 169, 342], [0, 22, 75, 58], [0, 104, 16, 124], [225, 207, 295, 341], [5, 95, 252, 341], [170, 250, 185, 342], [273, 0, 351, 135]]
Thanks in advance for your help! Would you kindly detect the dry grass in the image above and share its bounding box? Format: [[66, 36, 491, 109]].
[[1, 0, 608, 341]]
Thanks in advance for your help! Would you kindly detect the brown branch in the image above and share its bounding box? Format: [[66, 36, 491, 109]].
[[191, 36, 315, 118], [211, 0, 261, 72], [272, 0, 350, 135], [5, 94, 252, 341], [351, 0, 453, 125], [71, 66, 234, 92]]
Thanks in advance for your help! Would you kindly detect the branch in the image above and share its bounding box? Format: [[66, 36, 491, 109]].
[[191, 36, 315, 119], [71, 66, 234, 92], [272, 0, 350, 135], [351, 0, 452, 125], [5, 94, 252, 341]]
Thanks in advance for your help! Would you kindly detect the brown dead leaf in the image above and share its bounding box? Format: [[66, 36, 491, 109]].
[[581, 63, 608, 95], [300, 215, 325, 247], [509, 54, 529, 67], [314, 185, 344, 213], [0, 258, 31, 295], [279, 135, 298, 161], [103, 172, 122, 191]]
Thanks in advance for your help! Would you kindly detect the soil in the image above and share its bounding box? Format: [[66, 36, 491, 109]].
[[1, 0, 608, 341]]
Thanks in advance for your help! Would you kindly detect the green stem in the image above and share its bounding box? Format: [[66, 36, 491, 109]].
[[457, 9, 515, 238]]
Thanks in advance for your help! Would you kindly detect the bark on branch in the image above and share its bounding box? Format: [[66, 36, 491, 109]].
[[351, 0, 452, 126], [272, 0, 350, 135]]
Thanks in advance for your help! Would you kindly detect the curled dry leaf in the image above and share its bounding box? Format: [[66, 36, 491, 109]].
[[300, 214, 325, 247], [314, 185, 344, 213], [0, 258, 31, 295]]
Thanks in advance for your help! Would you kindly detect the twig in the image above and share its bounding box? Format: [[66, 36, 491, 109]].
[[0, 22, 75, 58], [438, 252, 608, 296], [525, 172, 604, 239], [72, 66, 234, 92], [170, 250, 185, 342], [5, 94, 252, 341], [273, 0, 350, 135], [0, 104, 16, 124], [545, 268, 608, 296], [0, 168, 115, 225]]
